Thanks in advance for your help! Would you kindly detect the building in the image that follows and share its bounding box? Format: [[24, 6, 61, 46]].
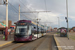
[[54, 28, 57, 32], [2, 20, 12, 29], [69, 27, 75, 33], [0, 22, 6, 34]]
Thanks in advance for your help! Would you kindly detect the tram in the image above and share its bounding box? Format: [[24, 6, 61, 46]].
[[14, 20, 46, 41]]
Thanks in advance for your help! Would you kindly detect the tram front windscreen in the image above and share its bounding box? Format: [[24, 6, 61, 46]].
[[15, 26, 28, 35]]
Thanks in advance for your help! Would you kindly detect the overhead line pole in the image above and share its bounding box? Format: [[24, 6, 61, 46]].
[[36, 18, 41, 39], [5, 0, 8, 41], [57, 17, 60, 28], [6, 0, 8, 27], [19, 5, 20, 20], [8, 2, 33, 21]]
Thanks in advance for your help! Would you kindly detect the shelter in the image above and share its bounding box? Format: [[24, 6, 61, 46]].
[[59, 27, 67, 37], [0, 22, 6, 34]]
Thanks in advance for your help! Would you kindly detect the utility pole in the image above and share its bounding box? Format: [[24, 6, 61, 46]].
[[5, 0, 8, 41], [37, 19, 38, 39], [36, 18, 41, 39], [66, 0, 69, 39], [19, 5, 20, 20], [6, 0, 8, 27], [57, 17, 60, 28]]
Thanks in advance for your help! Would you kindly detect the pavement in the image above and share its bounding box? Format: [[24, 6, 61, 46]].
[[0, 34, 14, 47], [54, 34, 75, 50]]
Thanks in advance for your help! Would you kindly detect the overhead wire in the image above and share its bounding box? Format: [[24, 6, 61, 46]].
[[8, 2, 34, 20], [8, 2, 18, 13], [44, 0, 51, 27], [19, 0, 37, 18]]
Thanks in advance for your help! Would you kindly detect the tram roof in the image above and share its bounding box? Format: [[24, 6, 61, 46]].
[[17, 20, 31, 23], [15, 20, 44, 28], [31, 21, 44, 28]]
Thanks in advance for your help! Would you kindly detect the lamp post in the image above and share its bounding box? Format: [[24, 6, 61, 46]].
[[5, 0, 8, 41], [19, 5, 20, 20], [57, 17, 60, 28], [36, 18, 41, 39], [66, 0, 69, 39], [6, 0, 8, 27], [37, 19, 39, 39]]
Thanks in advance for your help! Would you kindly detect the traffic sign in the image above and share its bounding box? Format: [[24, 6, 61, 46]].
[[65, 17, 67, 20]]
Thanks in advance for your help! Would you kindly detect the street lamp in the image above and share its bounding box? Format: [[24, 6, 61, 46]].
[[36, 18, 41, 38], [57, 17, 60, 28]]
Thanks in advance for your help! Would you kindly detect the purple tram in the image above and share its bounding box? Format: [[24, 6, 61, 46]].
[[14, 20, 46, 41]]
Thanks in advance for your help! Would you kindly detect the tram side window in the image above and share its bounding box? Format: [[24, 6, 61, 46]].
[[34, 27, 37, 34], [34, 27, 36, 29]]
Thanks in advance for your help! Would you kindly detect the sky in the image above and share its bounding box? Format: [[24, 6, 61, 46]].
[[0, 0, 75, 28]]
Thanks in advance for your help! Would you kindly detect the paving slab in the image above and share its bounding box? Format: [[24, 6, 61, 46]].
[[0, 34, 14, 47], [54, 34, 75, 50]]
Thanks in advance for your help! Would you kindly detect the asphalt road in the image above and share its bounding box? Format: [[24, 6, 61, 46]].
[[0, 32, 58, 50]]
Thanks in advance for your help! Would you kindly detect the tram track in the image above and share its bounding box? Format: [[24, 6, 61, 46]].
[[0, 42, 30, 50], [35, 34, 53, 50], [35, 33, 57, 50], [0, 33, 57, 50], [12, 43, 27, 50], [12, 41, 32, 50], [14, 35, 47, 50], [0, 43, 15, 49], [49, 35, 52, 50], [0, 36, 46, 50], [33, 36, 48, 50]]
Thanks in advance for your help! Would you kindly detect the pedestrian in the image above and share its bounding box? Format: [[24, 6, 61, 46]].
[[3, 30, 5, 39]]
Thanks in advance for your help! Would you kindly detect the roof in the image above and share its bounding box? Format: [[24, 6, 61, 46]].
[[11, 26, 15, 27], [0, 28, 6, 31], [17, 20, 31, 23], [69, 27, 75, 31], [0, 22, 6, 27]]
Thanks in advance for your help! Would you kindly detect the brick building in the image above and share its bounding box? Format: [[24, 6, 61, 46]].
[[54, 28, 57, 32], [69, 27, 75, 33], [2, 20, 12, 29]]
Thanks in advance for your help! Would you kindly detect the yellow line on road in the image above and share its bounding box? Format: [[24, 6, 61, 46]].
[[0, 41, 13, 47], [54, 34, 62, 50]]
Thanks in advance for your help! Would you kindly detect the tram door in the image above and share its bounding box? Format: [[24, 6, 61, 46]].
[[28, 25, 31, 35]]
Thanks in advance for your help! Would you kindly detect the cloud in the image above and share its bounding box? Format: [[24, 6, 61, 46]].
[[0, 0, 75, 28], [38, 12, 59, 26]]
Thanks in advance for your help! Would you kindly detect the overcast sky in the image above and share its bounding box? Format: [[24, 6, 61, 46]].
[[0, 0, 75, 28]]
